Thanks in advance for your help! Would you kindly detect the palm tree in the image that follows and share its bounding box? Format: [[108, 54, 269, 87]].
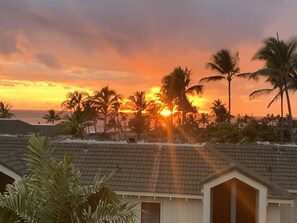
[[61, 91, 89, 113], [160, 66, 203, 127], [60, 112, 92, 139], [252, 35, 297, 142], [0, 136, 136, 222], [108, 99, 127, 138], [146, 100, 163, 132], [249, 74, 285, 142], [210, 99, 230, 126], [91, 86, 120, 134], [42, 109, 62, 125], [198, 113, 210, 128], [200, 49, 244, 115], [125, 91, 148, 117], [0, 102, 14, 118]]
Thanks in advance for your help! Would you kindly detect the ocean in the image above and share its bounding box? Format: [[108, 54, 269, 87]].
[[12, 110, 53, 125]]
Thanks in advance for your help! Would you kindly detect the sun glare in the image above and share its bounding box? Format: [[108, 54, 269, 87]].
[[160, 109, 171, 117]]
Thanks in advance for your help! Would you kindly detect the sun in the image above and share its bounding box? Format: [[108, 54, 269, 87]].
[[160, 109, 171, 117]]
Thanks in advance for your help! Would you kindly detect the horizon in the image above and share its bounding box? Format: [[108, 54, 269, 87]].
[[1, 0, 297, 116]]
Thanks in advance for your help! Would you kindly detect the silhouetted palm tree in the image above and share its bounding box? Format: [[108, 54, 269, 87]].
[[160, 66, 203, 126], [42, 109, 62, 125], [0, 102, 15, 118], [61, 91, 89, 113], [198, 113, 210, 128], [91, 86, 120, 134], [200, 49, 244, 115], [108, 98, 127, 137], [249, 74, 285, 142], [0, 102, 14, 119], [125, 91, 148, 117], [252, 35, 297, 142]]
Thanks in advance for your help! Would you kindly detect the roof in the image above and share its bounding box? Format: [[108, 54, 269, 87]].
[[0, 136, 295, 200], [209, 143, 297, 191], [33, 125, 63, 137], [0, 119, 37, 135]]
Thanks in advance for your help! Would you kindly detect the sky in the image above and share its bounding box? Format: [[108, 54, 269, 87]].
[[0, 0, 297, 116]]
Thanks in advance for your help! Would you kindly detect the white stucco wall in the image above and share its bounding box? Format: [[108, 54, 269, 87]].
[[267, 204, 281, 223], [280, 193, 297, 223], [130, 196, 203, 223]]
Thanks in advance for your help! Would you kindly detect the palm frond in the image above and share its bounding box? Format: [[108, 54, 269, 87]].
[[199, 75, 225, 83], [249, 89, 274, 99]]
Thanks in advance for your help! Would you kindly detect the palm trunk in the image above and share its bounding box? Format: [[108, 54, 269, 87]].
[[104, 115, 107, 134], [93, 119, 97, 133], [284, 79, 294, 142], [280, 91, 284, 143], [228, 80, 231, 114]]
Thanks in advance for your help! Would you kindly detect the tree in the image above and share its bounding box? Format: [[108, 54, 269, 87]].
[[0, 136, 136, 223], [198, 113, 210, 128], [108, 99, 127, 138], [91, 86, 120, 134], [146, 100, 163, 132], [125, 91, 148, 117], [60, 112, 92, 139], [0, 102, 14, 118], [61, 91, 89, 113], [160, 66, 203, 128], [200, 49, 244, 115], [249, 74, 285, 142], [42, 109, 62, 125], [126, 91, 148, 140], [252, 35, 297, 142], [210, 99, 231, 126]]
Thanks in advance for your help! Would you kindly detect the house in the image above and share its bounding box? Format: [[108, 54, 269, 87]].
[[0, 119, 63, 137], [0, 135, 297, 223]]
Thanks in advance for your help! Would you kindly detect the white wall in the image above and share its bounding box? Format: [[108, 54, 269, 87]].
[[130, 196, 203, 223], [267, 204, 281, 223], [280, 194, 297, 223]]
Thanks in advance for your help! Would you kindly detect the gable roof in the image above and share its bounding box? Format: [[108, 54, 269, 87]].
[[0, 119, 37, 135], [0, 136, 295, 201], [209, 143, 297, 191]]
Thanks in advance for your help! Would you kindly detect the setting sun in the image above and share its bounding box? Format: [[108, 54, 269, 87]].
[[160, 109, 171, 117]]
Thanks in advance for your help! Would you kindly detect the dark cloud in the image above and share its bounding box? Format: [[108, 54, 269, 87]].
[[36, 53, 61, 69], [0, 0, 293, 58], [0, 34, 19, 56]]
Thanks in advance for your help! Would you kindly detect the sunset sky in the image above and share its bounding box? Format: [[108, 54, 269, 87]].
[[0, 0, 297, 116]]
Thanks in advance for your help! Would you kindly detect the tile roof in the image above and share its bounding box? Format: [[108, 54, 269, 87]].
[[209, 143, 297, 191], [0, 119, 37, 135], [0, 136, 295, 200]]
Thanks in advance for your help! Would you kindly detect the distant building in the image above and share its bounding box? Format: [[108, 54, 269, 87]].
[[0, 136, 297, 223], [0, 119, 62, 137]]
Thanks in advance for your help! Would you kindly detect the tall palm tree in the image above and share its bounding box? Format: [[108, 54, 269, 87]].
[[42, 109, 62, 125], [61, 91, 89, 113], [160, 66, 203, 126], [125, 91, 148, 117], [146, 100, 163, 131], [200, 49, 244, 115], [198, 113, 210, 128], [252, 35, 297, 142], [249, 74, 285, 142], [91, 86, 120, 134], [0, 102, 14, 118], [109, 98, 127, 137], [0, 136, 136, 222]]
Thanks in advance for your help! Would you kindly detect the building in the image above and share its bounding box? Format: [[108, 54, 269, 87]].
[[0, 135, 297, 223]]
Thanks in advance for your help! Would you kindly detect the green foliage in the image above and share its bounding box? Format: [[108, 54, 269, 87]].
[[0, 136, 136, 223], [60, 111, 93, 139]]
